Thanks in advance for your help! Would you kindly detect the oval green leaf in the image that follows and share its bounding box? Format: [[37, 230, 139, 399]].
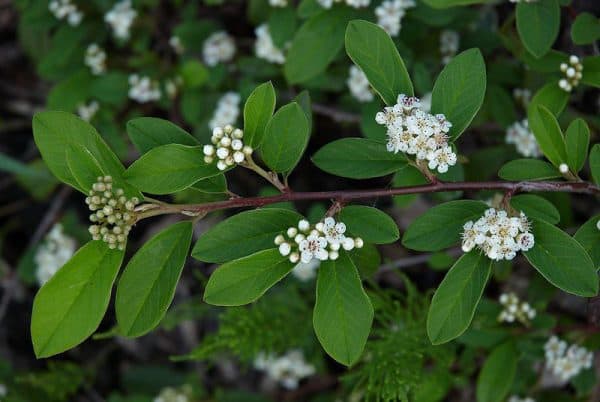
[[498, 159, 560, 181], [116, 222, 193, 337], [527, 104, 566, 167], [524, 219, 598, 297], [476, 341, 518, 402], [516, 0, 560, 59], [313, 251, 373, 366], [590, 144, 600, 185], [402, 200, 488, 252], [574, 214, 600, 270], [204, 249, 294, 306], [31, 241, 124, 358], [430, 48, 486, 141], [510, 194, 560, 224], [192, 208, 303, 263], [339, 205, 399, 244], [565, 119, 590, 173], [345, 19, 413, 105], [427, 251, 492, 345], [243, 81, 276, 147], [312, 138, 407, 179], [126, 117, 198, 155]]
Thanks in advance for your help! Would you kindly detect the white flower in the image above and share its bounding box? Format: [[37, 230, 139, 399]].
[[505, 119, 541, 158], [462, 208, 534, 261], [512, 88, 531, 106], [77, 101, 99, 122], [559, 163, 569, 174], [153, 386, 191, 402], [420, 92, 432, 113], [105, 0, 137, 40], [375, 0, 415, 36], [497, 292, 536, 325], [347, 65, 374, 102], [440, 30, 459, 65], [292, 259, 320, 281], [544, 336, 593, 382], [508, 397, 535, 402], [85, 43, 106, 75], [299, 234, 328, 263], [34, 224, 76, 286], [255, 24, 286, 64], [322, 217, 347, 245], [254, 350, 315, 389], [49, 0, 83, 26], [203, 31, 236, 67], [0, 383, 6, 397], [427, 145, 457, 173], [209, 92, 240, 130], [596, 219, 600, 231], [317, 0, 370, 7], [558, 55, 583, 93], [169, 36, 185, 55], [128, 74, 161, 103], [269, 0, 288, 6]]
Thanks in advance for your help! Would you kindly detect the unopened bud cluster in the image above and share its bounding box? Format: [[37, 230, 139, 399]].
[[274, 218, 364, 265], [462, 208, 534, 261], [498, 292, 536, 325], [85, 176, 139, 250], [376, 94, 457, 173], [558, 55, 583, 92], [203, 125, 253, 171], [544, 336, 593, 382]]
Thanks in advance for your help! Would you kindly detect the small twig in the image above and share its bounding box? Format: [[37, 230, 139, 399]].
[[310, 103, 361, 124]]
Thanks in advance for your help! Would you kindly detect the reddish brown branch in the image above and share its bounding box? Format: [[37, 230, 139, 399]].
[[146, 180, 599, 218]]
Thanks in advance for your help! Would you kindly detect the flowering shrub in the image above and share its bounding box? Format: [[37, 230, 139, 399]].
[[1, 0, 600, 401]]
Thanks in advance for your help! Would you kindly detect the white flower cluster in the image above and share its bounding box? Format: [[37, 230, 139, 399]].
[[203, 125, 253, 171], [269, 0, 288, 6], [255, 25, 286, 64], [169, 36, 185, 55], [84, 44, 107, 75], [49, 0, 83, 26], [498, 292, 536, 325], [347, 66, 374, 103], [375, 0, 415, 37], [0, 383, 6, 398], [317, 0, 370, 8], [153, 385, 192, 402], [292, 259, 320, 282], [203, 31, 236, 67], [128, 74, 161, 103], [544, 336, 594, 382], [376, 94, 457, 173], [513, 87, 531, 106], [86, 176, 139, 250], [275, 217, 364, 264], [596, 219, 600, 231], [462, 208, 535, 261], [559, 55, 583, 93], [254, 350, 316, 389], [440, 30, 459, 65], [34, 224, 76, 286], [508, 397, 535, 402], [506, 119, 541, 158], [104, 0, 137, 40], [77, 101, 99, 122], [209, 92, 240, 130]]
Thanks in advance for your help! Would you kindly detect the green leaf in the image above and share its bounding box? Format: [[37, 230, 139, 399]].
[[268, 6, 297, 48], [127, 117, 199, 154], [261, 102, 309, 173], [345, 19, 413, 105], [243, 82, 277, 147], [430, 48, 486, 141], [31, 241, 124, 358], [510, 194, 560, 224], [33, 111, 126, 193], [65, 145, 105, 191], [312, 138, 407, 179], [89, 72, 129, 106], [313, 251, 373, 366], [427, 251, 492, 345], [528, 81, 569, 116], [527, 105, 566, 167], [476, 341, 518, 402], [498, 159, 560, 181], [47, 70, 91, 111], [180, 60, 208, 89], [339, 205, 399, 244], [564, 119, 590, 173], [524, 219, 598, 297], [192, 208, 303, 263], [349, 243, 381, 279], [116, 222, 193, 337], [124, 144, 220, 194], [589, 144, 600, 185], [204, 249, 294, 306], [421, 0, 489, 8], [574, 214, 600, 269], [571, 12, 600, 45], [581, 56, 600, 88], [294, 90, 313, 131], [402, 200, 488, 252], [284, 7, 356, 84], [516, 0, 560, 59]]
